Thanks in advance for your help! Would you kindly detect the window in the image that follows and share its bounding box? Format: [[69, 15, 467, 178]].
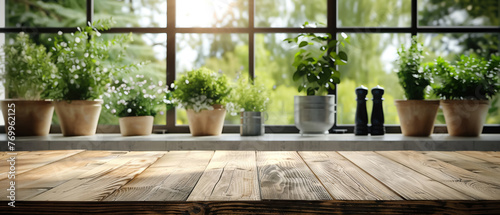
[[1, 0, 499, 132]]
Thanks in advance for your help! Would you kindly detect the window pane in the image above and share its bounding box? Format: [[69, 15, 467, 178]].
[[422, 33, 500, 124], [338, 34, 410, 125], [255, 0, 327, 27], [255, 33, 301, 125], [175, 33, 248, 125], [338, 0, 411, 27], [98, 33, 167, 125], [176, 0, 248, 27], [95, 0, 167, 27], [419, 0, 500, 26], [6, 0, 86, 27]]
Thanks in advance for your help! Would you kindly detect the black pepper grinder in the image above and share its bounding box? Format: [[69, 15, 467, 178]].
[[371, 85, 385, 135], [355, 85, 368, 135]]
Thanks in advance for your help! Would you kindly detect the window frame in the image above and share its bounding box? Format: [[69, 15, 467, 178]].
[[1, 0, 499, 134]]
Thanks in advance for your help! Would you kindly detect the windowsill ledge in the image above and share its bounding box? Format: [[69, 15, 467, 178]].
[[1, 133, 499, 151]]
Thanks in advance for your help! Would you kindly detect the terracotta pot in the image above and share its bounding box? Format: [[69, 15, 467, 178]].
[[186, 104, 226, 136], [395, 100, 439, 137], [119, 116, 154, 136], [1, 100, 54, 136], [54, 100, 102, 136], [441, 100, 490, 137]]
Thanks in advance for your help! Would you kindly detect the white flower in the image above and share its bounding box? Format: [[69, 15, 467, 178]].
[[58, 31, 63, 35], [96, 31, 101, 37], [185, 80, 189, 84], [111, 109, 116, 114], [84, 53, 89, 58], [70, 79, 75, 84], [127, 108, 132, 113], [75, 37, 81, 43], [158, 81, 163, 86], [48, 38, 52, 41], [27, 70, 32, 74], [105, 104, 110, 109], [74, 74, 79, 79]]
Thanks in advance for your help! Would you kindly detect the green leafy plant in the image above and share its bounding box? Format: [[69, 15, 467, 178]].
[[428, 55, 500, 100], [172, 67, 232, 112], [396, 36, 431, 100], [0, 32, 57, 99], [284, 22, 349, 96], [45, 19, 136, 101], [104, 75, 173, 118], [232, 74, 269, 112]]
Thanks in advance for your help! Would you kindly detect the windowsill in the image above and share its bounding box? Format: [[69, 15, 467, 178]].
[[1, 133, 499, 151]]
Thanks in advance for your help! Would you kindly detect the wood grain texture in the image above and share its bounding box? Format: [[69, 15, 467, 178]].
[[299, 151, 402, 200], [29, 151, 164, 201], [187, 151, 259, 201], [378, 151, 500, 200], [339, 151, 473, 200], [104, 151, 214, 201], [2, 200, 500, 215], [459, 151, 500, 164], [257, 151, 332, 200], [0, 151, 125, 200], [0, 150, 84, 181], [423, 151, 500, 178]]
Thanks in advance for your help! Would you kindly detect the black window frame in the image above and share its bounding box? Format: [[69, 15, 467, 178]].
[[1, 0, 499, 134]]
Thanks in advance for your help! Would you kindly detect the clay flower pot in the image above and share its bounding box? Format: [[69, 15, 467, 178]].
[[186, 104, 226, 136], [54, 100, 102, 136], [441, 100, 490, 137], [395, 100, 439, 137], [119, 116, 154, 136], [1, 100, 54, 136]]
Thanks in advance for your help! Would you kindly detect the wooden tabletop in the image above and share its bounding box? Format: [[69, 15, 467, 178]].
[[1, 150, 500, 214]]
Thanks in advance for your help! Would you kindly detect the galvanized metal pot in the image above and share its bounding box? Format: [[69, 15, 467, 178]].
[[294, 95, 335, 134], [240, 111, 265, 136]]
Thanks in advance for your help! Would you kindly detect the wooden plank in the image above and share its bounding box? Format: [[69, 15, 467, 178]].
[[339, 151, 473, 200], [2, 200, 500, 215], [29, 151, 164, 201], [0, 150, 84, 181], [423, 151, 500, 177], [378, 151, 500, 200], [187, 151, 259, 201], [0, 151, 127, 200], [257, 151, 332, 200], [299, 151, 402, 200], [459, 151, 500, 164], [104, 151, 214, 201]]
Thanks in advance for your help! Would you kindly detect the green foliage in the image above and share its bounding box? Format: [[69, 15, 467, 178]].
[[396, 36, 430, 100], [429, 55, 500, 100], [45, 19, 137, 101], [284, 23, 349, 96], [172, 67, 232, 112], [0, 32, 57, 100], [232, 74, 269, 112], [104, 75, 173, 118]]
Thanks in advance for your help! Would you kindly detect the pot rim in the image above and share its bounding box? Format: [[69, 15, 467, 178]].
[[294, 95, 335, 98], [119, 115, 154, 119], [0, 99, 54, 102], [440, 99, 490, 105], [54, 99, 104, 104]]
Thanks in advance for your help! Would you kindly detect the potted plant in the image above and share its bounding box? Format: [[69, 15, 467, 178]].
[[0, 32, 57, 136], [104, 75, 173, 136], [172, 67, 231, 136], [45, 19, 134, 136], [284, 23, 349, 134], [232, 75, 269, 136], [394, 36, 439, 136], [430, 55, 500, 136]]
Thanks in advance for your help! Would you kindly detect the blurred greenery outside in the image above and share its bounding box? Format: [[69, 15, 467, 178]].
[[2, 0, 499, 127]]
